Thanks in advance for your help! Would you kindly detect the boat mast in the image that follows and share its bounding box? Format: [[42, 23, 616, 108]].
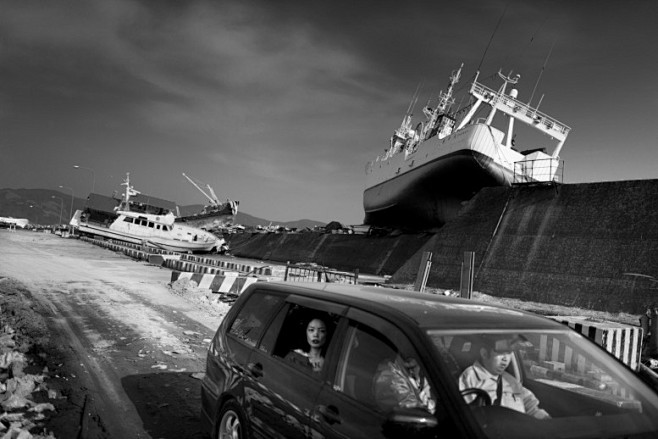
[[118, 172, 140, 211]]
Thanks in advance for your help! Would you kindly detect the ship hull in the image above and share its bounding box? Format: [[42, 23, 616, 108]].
[[363, 148, 514, 229], [175, 210, 235, 230], [70, 210, 223, 253]]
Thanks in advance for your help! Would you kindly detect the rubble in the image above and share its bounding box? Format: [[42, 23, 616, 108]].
[[168, 277, 232, 316], [0, 322, 56, 438]]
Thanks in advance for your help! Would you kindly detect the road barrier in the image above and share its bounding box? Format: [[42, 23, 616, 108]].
[[284, 262, 359, 284], [178, 254, 274, 276], [546, 316, 643, 371], [170, 271, 259, 301]]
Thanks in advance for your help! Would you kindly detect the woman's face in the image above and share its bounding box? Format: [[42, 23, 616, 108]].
[[306, 319, 327, 349]]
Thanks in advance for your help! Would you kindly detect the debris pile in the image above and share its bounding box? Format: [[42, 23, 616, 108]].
[[168, 277, 232, 315], [0, 322, 56, 439]]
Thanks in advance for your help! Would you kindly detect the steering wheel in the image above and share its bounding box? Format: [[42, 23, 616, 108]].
[[460, 388, 492, 407]]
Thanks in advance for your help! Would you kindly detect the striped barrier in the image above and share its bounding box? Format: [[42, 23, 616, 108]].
[[547, 316, 643, 371], [170, 271, 259, 297], [162, 258, 241, 276], [173, 254, 274, 276]]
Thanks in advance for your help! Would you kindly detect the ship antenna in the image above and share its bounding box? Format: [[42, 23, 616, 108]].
[[528, 38, 556, 106], [407, 83, 422, 115], [477, 2, 508, 71]]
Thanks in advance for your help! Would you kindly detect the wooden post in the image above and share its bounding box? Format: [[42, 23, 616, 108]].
[[460, 251, 475, 299], [413, 251, 432, 292]]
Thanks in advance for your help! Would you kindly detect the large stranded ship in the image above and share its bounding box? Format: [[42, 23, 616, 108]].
[[363, 64, 571, 229]]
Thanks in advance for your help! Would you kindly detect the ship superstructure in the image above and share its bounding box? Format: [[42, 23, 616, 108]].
[[363, 64, 571, 229]]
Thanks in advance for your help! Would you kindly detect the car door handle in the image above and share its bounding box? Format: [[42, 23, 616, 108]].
[[317, 404, 341, 425], [247, 362, 263, 378]]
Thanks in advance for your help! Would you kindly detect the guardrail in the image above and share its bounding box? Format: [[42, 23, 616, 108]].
[[284, 262, 359, 284], [513, 157, 564, 184]]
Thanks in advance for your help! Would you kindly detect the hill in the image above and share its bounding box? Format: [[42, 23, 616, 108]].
[[0, 188, 326, 229]]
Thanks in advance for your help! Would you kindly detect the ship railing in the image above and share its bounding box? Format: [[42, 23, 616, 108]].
[[513, 157, 564, 184], [284, 262, 359, 284], [471, 81, 571, 139]]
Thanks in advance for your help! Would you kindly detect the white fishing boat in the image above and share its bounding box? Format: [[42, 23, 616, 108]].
[[363, 64, 571, 229], [70, 174, 226, 253]]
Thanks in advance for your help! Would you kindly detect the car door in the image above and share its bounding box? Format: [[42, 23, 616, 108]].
[[202, 289, 287, 436], [309, 308, 444, 439], [243, 295, 347, 439]]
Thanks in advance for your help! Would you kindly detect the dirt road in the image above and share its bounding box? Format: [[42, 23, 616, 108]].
[[0, 229, 230, 438]]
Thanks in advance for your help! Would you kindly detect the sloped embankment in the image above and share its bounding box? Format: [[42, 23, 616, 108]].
[[226, 231, 431, 277], [392, 180, 658, 314]]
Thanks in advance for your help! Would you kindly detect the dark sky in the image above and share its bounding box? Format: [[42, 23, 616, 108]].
[[1, 0, 656, 224]]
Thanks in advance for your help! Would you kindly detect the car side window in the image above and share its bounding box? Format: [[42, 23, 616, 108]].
[[335, 322, 436, 414], [228, 292, 284, 347], [271, 303, 340, 375]]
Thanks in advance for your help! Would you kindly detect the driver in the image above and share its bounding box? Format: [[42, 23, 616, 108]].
[[458, 337, 550, 419]]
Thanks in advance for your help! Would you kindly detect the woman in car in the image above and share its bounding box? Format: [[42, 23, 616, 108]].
[[285, 317, 327, 372]]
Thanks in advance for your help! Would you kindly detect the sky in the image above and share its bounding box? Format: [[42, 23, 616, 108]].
[[1, 0, 657, 225]]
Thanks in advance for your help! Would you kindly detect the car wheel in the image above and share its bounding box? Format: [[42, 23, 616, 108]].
[[216, 400, 249, 439]]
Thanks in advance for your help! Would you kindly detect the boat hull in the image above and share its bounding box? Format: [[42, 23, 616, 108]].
[[363, 148, 514, 229], [70, 211, 223, 253]]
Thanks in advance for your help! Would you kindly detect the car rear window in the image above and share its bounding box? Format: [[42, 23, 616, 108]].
[[228, 291, 284, 347]]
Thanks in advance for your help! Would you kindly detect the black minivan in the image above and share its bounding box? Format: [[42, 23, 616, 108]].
[[201, 282, 658, 439]]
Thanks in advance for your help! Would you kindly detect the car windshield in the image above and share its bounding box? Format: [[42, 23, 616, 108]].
[[428, 329, 658, 439]]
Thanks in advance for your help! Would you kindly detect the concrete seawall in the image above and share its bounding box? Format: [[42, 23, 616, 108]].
[[226, 231, 431, 276], [226, 179, 658, 314], [392, 180, 658, 314]]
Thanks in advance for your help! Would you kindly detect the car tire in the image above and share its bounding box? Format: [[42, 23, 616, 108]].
[[216, 400, 249, 439]]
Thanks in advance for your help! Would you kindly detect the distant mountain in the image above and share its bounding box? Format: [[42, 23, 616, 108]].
[[0, 188, 86, 225], [0, 188, 326, 229]]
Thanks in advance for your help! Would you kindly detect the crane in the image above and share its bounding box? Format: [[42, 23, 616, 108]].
[[182, 173, 220, 207]]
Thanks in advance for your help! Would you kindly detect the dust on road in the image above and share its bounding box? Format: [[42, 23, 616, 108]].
[[0, 229, 232, 438]]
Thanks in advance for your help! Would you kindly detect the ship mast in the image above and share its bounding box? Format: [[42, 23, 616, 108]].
[[421, 63, 463, 141]]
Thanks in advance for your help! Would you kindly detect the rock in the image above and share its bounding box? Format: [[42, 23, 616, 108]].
[[0, 352, 25, 369], [5, 375, 44, 399], [29, 402, 55, 413], [1, 394, 32, 410]]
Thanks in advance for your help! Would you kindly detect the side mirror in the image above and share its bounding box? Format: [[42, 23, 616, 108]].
[[383, 407, 438, 438]]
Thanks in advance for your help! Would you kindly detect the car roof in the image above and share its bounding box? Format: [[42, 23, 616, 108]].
[[252, 282, 562, 331]]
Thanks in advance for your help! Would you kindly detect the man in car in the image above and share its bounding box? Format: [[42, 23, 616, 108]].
[[458, 337, 550, 419], [373, 354, 436, 414]]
